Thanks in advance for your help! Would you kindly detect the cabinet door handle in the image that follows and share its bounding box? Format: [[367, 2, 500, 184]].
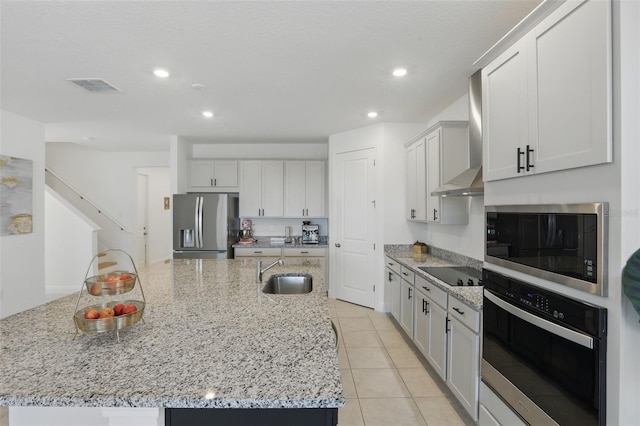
[[452, 306, 465, 315], [214, 178, 217, 186], [211, 178, 214, 186], [446, 317, 450, 333], [526, 145, 535, 171], [303, 209, 305, 216], [388, 272, 393, 282], [410, 208, 415, 219], [426, 300, 430, 314], [422, 285, 430, 292], [433, 209, 438, 221], [517, 147, 525, 173], [408, 288, 412, 300]]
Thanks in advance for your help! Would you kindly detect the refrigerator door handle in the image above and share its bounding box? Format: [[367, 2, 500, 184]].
[[194, 196, 200, 248], [198, 196, 204, 248]]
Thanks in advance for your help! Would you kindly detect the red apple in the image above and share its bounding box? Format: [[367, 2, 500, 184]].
[[99, 307, 115, 318], [104, 276, 119, 283], [89, 282, 102, 296], [119, 274, 132, 281], [113, 303, 125, 316], [122, 304, 137, 315], [84, 309, 99, 320]]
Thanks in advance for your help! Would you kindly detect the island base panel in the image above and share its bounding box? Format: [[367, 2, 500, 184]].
[[165, 408, 338, 426]]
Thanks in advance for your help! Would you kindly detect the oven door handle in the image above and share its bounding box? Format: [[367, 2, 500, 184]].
[[484, 290, 594, 349]]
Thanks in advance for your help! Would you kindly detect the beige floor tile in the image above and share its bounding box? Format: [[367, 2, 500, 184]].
[[398, 368, 445, 398], [335, 301, 372, 318], [386, 345, 424, 368], [337, 347, 350, 369], [351, 368, 410, 398], [346, 347, 394, 369], [377, 329, 410, 348], [342, 330, 382, 348], [340, 368, 358, 398], [414, 397, 467, 426], [339, 316, 375, 331], [359, 397, 426, 426], [329, 307, 338, 318], [338, 398, 364, 426], [368, 311, 396, 330]]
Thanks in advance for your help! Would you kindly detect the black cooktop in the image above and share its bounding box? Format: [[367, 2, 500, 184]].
[[418, 266, 482, 287]]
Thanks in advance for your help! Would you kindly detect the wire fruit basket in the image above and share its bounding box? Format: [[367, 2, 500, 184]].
[[73, 249, 146, 342]]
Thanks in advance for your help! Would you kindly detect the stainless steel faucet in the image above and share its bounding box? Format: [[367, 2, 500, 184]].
[[257, 258, 284, 282]]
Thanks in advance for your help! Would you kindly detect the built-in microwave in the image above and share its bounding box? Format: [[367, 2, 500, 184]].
[[485, 203, 608, 296]]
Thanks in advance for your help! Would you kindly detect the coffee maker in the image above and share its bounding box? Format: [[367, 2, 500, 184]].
[[301, 221, 319, 244]]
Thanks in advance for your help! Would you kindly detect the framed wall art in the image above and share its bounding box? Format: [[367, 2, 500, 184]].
[[0, 155, 33, 236]]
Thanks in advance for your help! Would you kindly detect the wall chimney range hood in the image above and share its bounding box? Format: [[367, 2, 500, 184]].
[[431, 70, 484, 197]]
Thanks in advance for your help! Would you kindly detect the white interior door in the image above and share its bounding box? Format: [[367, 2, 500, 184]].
[[136, 174, 148, 267], [333, 148, 376, 308]]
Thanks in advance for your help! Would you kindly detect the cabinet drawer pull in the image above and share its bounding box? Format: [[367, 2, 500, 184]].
[[402, 272, 409, 276], [300, 251, 309, 254], [452, 306, 465, 315], [254, 251, 263, 254], [387, 262, 394, 266], [517, 147, 525, 173], [422, 285, 430, 292], [526, 144, 535, 171]]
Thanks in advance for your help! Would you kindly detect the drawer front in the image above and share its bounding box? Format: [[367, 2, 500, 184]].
[[448, 297, 480, 333], [400, 266, 415, 285], [385, 256, 401, 275], [234, 248, 282, 257], [415, 274, 448, 309], [283, 248, 326, 257]]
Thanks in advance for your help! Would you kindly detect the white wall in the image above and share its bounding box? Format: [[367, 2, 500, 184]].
[[46, 143, 169, 260], [0, 110, 46, 318], [192, 143, 328, 159], [44, 187, 99, 297], [136, 167, 171, 265], [170, 135, 189, 195]]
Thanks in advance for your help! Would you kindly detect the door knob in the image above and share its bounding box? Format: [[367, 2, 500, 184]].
[[335, 243, 341, 248]]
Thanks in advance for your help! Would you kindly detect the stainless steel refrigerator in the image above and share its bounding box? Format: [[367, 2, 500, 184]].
[[172, 193, 239, 259]]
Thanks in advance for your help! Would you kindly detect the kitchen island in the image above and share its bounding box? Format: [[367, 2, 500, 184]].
[[0, 258, 343, 426]]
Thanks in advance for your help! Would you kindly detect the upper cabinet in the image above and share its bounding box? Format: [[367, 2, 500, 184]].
[[406, 121, 469, 225], [284, 161, 326, 217], [483, 0, 612, 181], [190, 160, 238, 190], [406, 139, 426, 221], [239, 160, 284, 217]]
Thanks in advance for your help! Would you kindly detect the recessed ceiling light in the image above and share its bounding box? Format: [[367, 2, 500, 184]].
[[153, 69, 170, 78], [191, 83, 205, 90], [367, 111, 378, 118], [202, 111, 214, 118], [392, 68, 407, 77]]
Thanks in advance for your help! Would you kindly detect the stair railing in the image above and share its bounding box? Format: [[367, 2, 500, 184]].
[[45, 167, 132, 233]]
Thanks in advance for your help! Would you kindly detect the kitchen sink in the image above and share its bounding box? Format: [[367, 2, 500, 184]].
[[262, 274, 313, 294]]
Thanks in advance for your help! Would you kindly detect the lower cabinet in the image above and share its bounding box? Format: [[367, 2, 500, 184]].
[[389, 269, 401, 321], [446, 298, 481, 421], [399, 279, 414, 338], [414, 283, 447, 381]]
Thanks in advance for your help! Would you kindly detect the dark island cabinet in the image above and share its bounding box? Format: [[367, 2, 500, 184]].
[[165, 408, 338, 426]]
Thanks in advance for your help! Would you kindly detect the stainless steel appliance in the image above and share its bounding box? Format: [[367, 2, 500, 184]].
[[172, 193, 239, 259], [485, 203, 608, 296], [418, 266, 482, 286], [302, 222, 319, 244], [482, 269, 607, 425]]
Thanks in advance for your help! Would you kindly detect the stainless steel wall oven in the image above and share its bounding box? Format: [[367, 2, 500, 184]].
[[482, 269, 607, 425], [485, 203, 608, 296]]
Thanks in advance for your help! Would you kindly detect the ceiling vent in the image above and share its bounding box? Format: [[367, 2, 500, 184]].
[[67, 78, 122, 93]]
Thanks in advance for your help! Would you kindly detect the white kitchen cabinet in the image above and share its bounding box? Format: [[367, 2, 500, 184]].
[[234, 247, 283, 257], [414, 276, 448, 381], [190, 160, 238, 190], [405, 122, 469, 224], [239, 160, 284, 217], [483, 0, 612, 181], [284, 161, 325, 217], [399, 267, 415, 338], [405, 139, 426, 221], [447, 297, 481, 421]]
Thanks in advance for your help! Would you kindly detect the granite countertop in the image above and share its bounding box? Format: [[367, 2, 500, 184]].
[[385, 251, 483, 309], [0, 258, 343, 409], [233, 239, 329, 249]]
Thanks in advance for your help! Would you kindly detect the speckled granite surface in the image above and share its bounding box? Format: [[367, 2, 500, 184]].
[[385, 247, 483, 309], [0, 258, 343, 409], [233, 237, 328, 249]]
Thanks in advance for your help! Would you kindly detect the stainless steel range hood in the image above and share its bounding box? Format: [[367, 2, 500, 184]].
[[431, 70, 484, 197]]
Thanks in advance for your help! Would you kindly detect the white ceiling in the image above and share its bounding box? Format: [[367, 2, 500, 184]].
[[1, 1, 541, 152]]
